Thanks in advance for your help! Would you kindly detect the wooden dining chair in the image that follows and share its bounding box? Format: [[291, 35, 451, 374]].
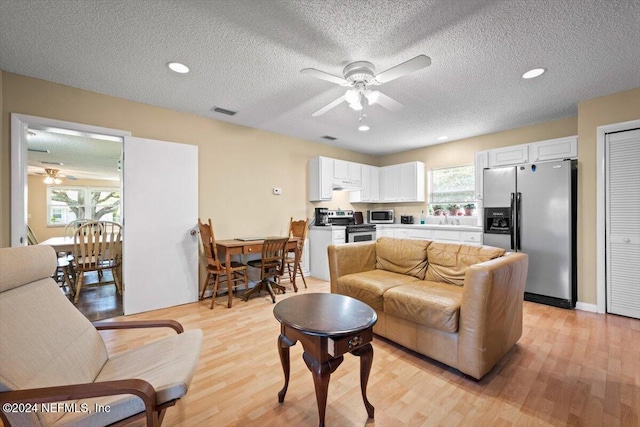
[[72, 221, 122, 303], [64, 218, 93, 237], [244, 237, 289, 303], [284, 217, 308, 289], [197, 218, 249, 309]]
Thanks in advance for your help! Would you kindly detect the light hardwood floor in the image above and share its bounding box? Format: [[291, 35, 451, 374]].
[[100, 278, 640, 427]]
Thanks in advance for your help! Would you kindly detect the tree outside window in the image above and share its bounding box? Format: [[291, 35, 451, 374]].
[[47, 187, 120, 225], [429, 165, 475, 215]]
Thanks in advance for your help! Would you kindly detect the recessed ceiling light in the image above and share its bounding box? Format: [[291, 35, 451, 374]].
[[168, 62, 190, 74], [522, 68, 545, 79], [358, 124, 370, 132], [437, 136, 448, 141]]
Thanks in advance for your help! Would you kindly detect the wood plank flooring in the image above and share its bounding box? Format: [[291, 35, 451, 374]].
[[98, 278, 639, 427]]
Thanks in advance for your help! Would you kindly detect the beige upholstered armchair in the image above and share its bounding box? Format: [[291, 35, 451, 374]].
[[0, 245, 203, 426]]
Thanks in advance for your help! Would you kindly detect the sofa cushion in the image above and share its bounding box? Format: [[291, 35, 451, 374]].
[[384, 281, 464, 333], [375, 237, 431, 280], [426, 242, 506, 286], [337, 269, 422, 311]]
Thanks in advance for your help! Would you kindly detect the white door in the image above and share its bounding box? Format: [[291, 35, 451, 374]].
[[606, 129, 640, 319], [123, 136, 199, 315]]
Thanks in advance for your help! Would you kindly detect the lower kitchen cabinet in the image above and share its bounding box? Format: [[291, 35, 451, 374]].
[[309, 227, 345, 281]]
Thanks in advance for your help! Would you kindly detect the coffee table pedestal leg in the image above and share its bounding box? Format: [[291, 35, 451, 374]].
[[351, 343, 375, 418], [303, 352, 344, 427], [277, 334, 296, 403]]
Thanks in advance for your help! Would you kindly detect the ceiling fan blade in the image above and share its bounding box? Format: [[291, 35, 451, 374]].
[[301, 68, 349, 86], [373, 54, 431, 84], [312, 96, 347, 116], [374, 91, 404, 111]]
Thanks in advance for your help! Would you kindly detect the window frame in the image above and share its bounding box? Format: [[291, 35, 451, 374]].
[[428, 164, 475, 209], [46, 186, 121, 226]]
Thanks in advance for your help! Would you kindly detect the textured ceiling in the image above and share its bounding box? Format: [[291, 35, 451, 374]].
[[1, 0, 639, 156], [27, 129, 121, 181]]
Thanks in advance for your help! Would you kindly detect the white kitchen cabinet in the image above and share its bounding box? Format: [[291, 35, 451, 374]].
[[529, 136, 578, 162], [309, 226, 346, 281], [380, 164, 400, 202], [399, 161, 425, 202], [460, 231, 483, 246], [350, 164, 379, 203], [308, 156, 333, 201], [488, 144, 529, 167], [407, 228, 431, 240], [378, 226, 394, 238], [380, 162, 425, 203], [393, 228, 408, 239], [432, 229, 461, 243], [334, 159, 362, 186]]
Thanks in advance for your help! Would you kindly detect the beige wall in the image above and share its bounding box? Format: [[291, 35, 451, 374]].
[[27, 175, 119, 241], [0, 72, 376, 245], [577, 87, 640, 304]]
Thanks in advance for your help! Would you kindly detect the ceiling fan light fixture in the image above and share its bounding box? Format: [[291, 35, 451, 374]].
[[364, 90, 379, 105], [167, 62, 190, 74], [349, 102, 363, 111], [358, 115, 370, 132], [522, 68, 545, 79], [43, 168, 62, 185]]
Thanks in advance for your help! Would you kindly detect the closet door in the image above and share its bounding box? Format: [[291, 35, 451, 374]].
[[606, 128, 640, 318]]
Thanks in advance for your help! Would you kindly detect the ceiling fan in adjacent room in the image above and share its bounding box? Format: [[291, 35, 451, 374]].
[[37, 168, 77, 184], [301, 54, 431, 131]]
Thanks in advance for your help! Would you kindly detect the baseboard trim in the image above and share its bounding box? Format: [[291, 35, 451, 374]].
[[575, 302, 598, 313]]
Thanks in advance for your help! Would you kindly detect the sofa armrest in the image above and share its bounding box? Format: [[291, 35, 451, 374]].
[[328, 242, 377, 293], [457, 252, 529, 380]]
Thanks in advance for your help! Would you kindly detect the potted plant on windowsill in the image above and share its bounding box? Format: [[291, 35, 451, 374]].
[[432, 205, 444, 216], [464, 203, 475, 216], [446, 204, 460, 216]]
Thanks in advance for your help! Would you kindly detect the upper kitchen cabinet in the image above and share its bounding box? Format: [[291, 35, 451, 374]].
[[308, 156, 334, 201], [380, 162, 425, 202], [333, 159, 362, 188], [350, 164, 379, 203], [529, 136, 578, 162], [488, 144, 529, 167]]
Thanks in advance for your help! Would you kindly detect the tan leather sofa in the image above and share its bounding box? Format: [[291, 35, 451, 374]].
[[328, 237, 528, 380]]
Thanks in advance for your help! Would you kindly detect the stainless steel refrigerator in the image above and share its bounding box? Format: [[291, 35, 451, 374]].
[[483, 160, 577, 308]]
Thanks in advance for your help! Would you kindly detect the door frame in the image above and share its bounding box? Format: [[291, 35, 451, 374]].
[[10, 113, 130, 246], [596, 119, 640, 313]]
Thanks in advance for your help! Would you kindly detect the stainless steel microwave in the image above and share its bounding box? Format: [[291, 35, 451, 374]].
[[368, 210, 394, 224]]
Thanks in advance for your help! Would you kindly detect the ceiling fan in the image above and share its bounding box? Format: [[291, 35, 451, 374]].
[[301, 55, 431, 121], [37, 168, 77, 184]]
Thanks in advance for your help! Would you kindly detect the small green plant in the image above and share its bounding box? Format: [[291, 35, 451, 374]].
[[446, 204, 460, 210], [432, 204, 444, 215], [463, 203, 475, 209]]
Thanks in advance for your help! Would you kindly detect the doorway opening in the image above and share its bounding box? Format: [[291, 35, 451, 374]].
[[11, 114, 129, 320]]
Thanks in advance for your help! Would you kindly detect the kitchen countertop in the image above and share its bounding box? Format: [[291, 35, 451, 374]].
[[310, 224, 482, 232], [375, 223, 483, 232]]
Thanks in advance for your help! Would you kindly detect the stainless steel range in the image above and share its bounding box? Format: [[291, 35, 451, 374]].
[[326, 210, 377, 243], [346, 223, 377, 243]]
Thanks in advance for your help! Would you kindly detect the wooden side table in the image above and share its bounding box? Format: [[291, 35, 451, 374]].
[[273, 293, 377, 427]]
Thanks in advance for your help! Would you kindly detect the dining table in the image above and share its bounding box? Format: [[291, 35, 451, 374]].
[[39, 236, 77, 253], [215, 237, 301, 308]]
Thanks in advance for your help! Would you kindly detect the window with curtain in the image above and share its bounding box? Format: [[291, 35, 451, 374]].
[[429, 165, 475, 207], [47, 186, 121, 225]]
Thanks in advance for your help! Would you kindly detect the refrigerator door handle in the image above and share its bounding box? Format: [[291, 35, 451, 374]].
[[510, 192, 515, 250], [516, 192, 522, 250]]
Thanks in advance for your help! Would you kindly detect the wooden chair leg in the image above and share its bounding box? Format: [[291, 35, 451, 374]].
[[210, 274, 221, 309], [73, 272, 84, 304], [298, 264, 307, 288], [112, 267, 123, 295], [200, 273, 212, 301]]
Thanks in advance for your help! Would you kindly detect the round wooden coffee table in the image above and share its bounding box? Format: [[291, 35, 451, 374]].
[[273, 293, 377, 427]]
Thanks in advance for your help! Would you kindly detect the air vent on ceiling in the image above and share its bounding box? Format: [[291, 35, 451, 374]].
[[322, 135, 337, 141], [28, 148, 50, 153], [212, 107, 238, 116]]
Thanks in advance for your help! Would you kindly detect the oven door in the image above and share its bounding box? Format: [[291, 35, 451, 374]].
[[347, 229, 377, 243]]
